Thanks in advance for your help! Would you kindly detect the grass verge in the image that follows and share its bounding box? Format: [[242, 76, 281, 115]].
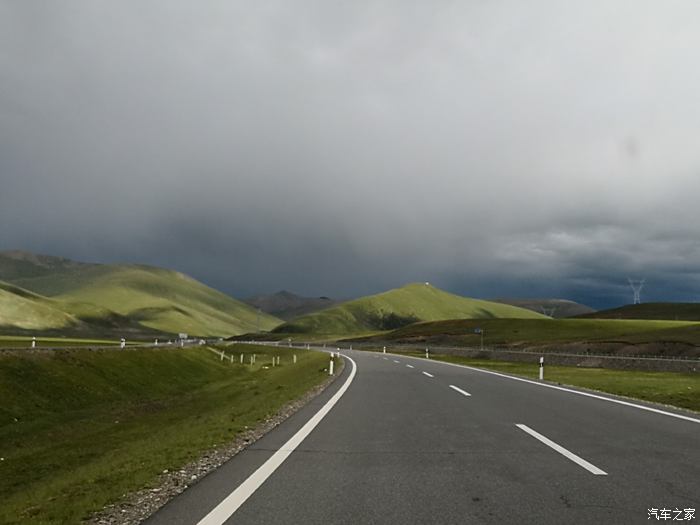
[[405, 352, 700, 413], [0, 336, 126, 348], [0, 344, 329, 524]]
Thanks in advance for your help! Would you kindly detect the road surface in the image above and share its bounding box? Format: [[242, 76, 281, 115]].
[[146, 349, 699, 524]]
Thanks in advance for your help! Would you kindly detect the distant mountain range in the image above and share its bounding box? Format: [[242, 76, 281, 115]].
[[490, 298, 595, 318], [271, 283, 546, 336], [0, 251, 281, 337], [0, 250, 610, 340], [244, 291, 341, 320]]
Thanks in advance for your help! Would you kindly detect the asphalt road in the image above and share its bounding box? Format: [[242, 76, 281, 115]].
[[146, 349, 699, 524]]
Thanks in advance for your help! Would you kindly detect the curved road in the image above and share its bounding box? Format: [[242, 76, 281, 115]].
[[146, 349, 699, 524]]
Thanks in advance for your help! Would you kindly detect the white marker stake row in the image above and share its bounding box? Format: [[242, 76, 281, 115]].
[[197, 356, 357, 525], [422, 371, 434, 378], [515, 424, 607, 476], [449, 385, 471, 397]]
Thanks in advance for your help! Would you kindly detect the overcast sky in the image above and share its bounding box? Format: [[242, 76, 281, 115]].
[[2, 1, 700, 308]]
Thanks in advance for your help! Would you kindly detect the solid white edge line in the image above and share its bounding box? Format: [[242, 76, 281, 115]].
[[422, 371, 434, 378], [516, 424, 607, 475], [389, 353, 700, 424], [449, 385, 472, 397], [197, 356, 358, 525]]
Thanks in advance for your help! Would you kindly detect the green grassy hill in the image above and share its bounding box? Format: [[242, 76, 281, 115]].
[[575, 302, 700, 321], [0, 280, 81, 331], [273, 283, 546, 336], [0, 251, 281, 337]]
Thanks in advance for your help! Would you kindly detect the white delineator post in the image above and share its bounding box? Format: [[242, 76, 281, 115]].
[[425, 348, 429, 359], [240, 354, 244, 364], [120, 338, 126, 349], [31, 337, 36, 349], [383, 346, 386, 354], [539, 356, 544, 381], [154, 338, 158, 346], [293, 354, 297, 364], [329, 356, 334, 375]]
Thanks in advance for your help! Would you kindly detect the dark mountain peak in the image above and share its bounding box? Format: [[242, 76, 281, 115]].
[[0, 250, 94, 281], [244, 291, 340, 321], [274, 290, 300, 299], [1, 250, 77, 266]]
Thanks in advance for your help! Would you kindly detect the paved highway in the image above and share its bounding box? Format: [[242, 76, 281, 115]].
[[146, 349, 699, 524]]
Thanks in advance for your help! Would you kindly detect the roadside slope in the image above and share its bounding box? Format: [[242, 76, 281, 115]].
[[0, 344, 329, 524]]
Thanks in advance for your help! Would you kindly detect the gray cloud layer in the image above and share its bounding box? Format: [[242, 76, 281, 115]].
[[2, 1, 700, 308]]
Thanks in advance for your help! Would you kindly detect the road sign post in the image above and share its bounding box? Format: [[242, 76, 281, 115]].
[[474, 328, 484, 350]]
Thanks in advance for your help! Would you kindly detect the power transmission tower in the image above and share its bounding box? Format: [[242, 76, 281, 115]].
[[628, 278, 645, 305], [540, 305, 557, 317]]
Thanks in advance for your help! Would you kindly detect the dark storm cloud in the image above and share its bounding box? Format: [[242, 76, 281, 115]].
[[2, 1, 700, 306]]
